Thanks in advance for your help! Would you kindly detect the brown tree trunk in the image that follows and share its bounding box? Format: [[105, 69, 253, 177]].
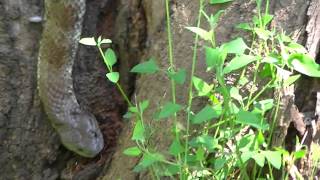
[[0, 0, 319, 179]]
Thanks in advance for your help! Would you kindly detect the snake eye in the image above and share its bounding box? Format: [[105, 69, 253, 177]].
[[89, 130, 98, 138]]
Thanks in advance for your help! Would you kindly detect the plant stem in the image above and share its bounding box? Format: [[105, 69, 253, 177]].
[[184, 0, 204, 167], [165, 0, 177, 105], [165, 0, 182, 177], [97, 45, 133, 107]]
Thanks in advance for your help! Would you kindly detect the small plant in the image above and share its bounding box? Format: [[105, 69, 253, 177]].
[[80, 0, 320, 179]]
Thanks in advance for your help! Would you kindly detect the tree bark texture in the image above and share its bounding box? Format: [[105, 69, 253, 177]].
[[0, 0, 319, 179]]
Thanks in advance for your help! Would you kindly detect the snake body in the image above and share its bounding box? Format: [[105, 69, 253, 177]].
[[38, 0, 104, 157]]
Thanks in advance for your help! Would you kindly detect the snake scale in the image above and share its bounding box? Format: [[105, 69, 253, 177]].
[[38, 0, 104, 157]]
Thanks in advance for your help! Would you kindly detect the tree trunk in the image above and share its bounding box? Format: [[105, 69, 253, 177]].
[[0, 0, 319, 179]]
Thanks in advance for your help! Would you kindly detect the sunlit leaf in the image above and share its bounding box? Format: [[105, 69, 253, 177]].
[[288, 53, 320, 77], [79, 37, 96, 46], [253, 152, 265, 167], [123, 146, 142, 156], [192, 76, 214, 96], [262, 14, 273, 26], [222, 38, 248, 54], [263, 150, 282, 169], [185, 27, 213, 41], [106, 72, 119, 83], [283, 74, 301, 87], [100, 38, 112, 44], [254, 28, 272, 40]]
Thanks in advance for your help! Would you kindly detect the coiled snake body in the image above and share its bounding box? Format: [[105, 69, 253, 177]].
[[38, 0, 104, 157]]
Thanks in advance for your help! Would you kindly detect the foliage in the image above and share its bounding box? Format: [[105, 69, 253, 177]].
[[79, 0, 319, 179]]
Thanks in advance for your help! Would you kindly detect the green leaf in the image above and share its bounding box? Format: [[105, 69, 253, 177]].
[[106, 72, 119, 83], [139, 100, 149, 113], [294, 150, 306, 160], [287, 42, 308, 54], [196, 148, 205, 161], [283, 74, 300, 87], [253, 99, 274, 114], [131, 58, 159, 74], [262, 14, 273, 26], [223, 38, 248, 54], [238, 134, 257, 152], [185, 27, 213, 41], [253, 152, 265, 167], [169, 139, 184, 156], [104, 48, 117, 67], [123, 146, 142, 156], [279, 33, 292, 43], [159, 164, 181, 176], [257, 130, 265, 145], [192, 105, 221, 124], [214, 157, 227, 170], [79, 37, 96, 46], [262, 56, 279, 64], [238, 76, 249, 86], [156, 102, 182, 120], [209, 10, 224, 28], [223, 55, 256, 74], [129, 106, 139, 113], [132, 120, 145, 142], [168, 69, 186, 85], [210, 0, 233, 4], [192, 76, 214, 96], [241, 151, 255, 163], [189, 135, 219, 152], [254, 28, 272, 40], [263, 151, 282, 169], [229, 102, 240, 114], [230, 87, 242, 103], [100, 38, 112, 44], [236, 23, 252, 31], [205, 47, 223, 71], [133, 153, 165, 172], [235, 110, 269, 130], [288, 53, 320, 77]]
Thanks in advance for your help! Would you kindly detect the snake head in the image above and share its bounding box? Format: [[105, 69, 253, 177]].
[[57, 110, 104, 158]]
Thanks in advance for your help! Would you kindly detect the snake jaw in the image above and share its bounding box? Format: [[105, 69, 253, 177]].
[[58, 111, 104, 158]]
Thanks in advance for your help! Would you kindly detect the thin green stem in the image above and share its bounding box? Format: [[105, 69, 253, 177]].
[[165, 0, 177, 105], [165, 0, 182, 177], [246, 79, 273, 108], [116, 83, 133, 107], [97, 45, 133, 107], [184, 0, 204, 167], [267, 91, 281, 146]]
